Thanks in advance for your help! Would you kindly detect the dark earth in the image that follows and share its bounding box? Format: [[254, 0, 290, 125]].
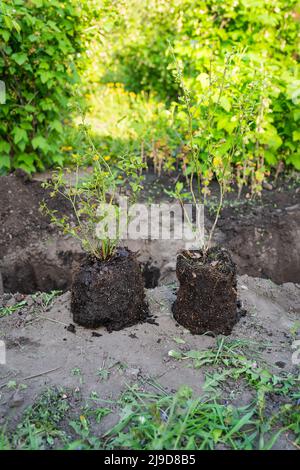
[[71, 248, 148, 331], [0, 171, 299, 294], [173, 247, 237, 335]]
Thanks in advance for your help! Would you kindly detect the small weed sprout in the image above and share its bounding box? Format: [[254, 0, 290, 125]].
[[0, 300, 27, 318]]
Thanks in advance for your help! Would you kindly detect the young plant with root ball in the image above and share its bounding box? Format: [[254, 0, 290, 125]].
[[170, 49, 265, 336], [170, 49, 266, 251], [41, 114, 148, 332], [41, 115, 145, 260]]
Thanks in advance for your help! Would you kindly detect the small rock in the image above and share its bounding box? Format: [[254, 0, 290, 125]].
[[6, 297, 17, 308], [286, 204, 300, 213], [9, 391, 24, 408], [3, 293, 12, 302], [275, 361, 286, 369], [125, 368, 140, 379], [129, 333, 137, 339], [66, 323, 76, 334], [262, 181, 273, 191], [146, 317, 159, 326], [15, 293, 25, 302]]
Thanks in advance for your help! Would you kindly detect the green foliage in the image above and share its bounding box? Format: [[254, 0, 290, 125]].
[[13, 387, 70, 449], [0, 0, 98, 173], [1, 344, 299, 450], [105, 383, 297, 450], [0, 299, 27, 317], [168, 337, 298, 396], [98, 0, 300, 172], [1, 0, 299, 178], [41, 119, 145, 259]]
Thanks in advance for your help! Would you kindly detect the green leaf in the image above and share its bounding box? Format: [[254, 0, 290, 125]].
[[264, 150, 277, 166], [219, 96, 231, 112], [168, 350, 183, 360], [197, 72, 210, 89], [212, 428, 223, 443], [173, 337, 186, 345], [15, 153, 36, 173], [0, 29, 10, 42], [11, 53, 28, 65], [286, 154, 300, 170], [175, 181, 183, 193], [0, 141, 10, 154], [292, 130, 300, 142], [0, 155, 11, 171], [40, 71, 53, 84], [32, 135, 49, 152], [50, 120, 63, 133], [13, 127, 28, 145]]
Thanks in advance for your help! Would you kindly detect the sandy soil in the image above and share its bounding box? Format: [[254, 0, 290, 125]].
[[0, 275, 299, 444]]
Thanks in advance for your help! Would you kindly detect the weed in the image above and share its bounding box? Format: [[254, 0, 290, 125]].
[[4, 380, 27, 393], [32, 290, 62, 310], [12, 388, 70, 449], [104, 385, 280, 450], [71, 367, 84, 386], [0, 427, 11, 450], [1, 364, 298, 450], [168, 337, 298, 396], [97, 368, 111, 382], [0, 300, 27, 318]]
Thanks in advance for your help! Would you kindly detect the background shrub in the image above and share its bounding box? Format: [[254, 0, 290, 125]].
[[0, 0, 98, 173], [98, 0, 300, 172]]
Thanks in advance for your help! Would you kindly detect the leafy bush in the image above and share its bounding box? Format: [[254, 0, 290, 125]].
[[84, 82, 180, 173], [99, 0, 300, 171], [41, 118, 145, 260], [0, 0, 97, 173]]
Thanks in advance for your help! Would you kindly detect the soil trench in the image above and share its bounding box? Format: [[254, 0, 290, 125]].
[[0, 173, 299, 293]]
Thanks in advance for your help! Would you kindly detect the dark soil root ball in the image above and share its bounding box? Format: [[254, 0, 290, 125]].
[[71, 249, 149, 332], [173, 247, 238, 335]]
